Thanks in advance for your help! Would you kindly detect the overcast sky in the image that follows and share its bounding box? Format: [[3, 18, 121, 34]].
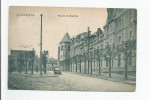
[[9, 6, 107, 59]]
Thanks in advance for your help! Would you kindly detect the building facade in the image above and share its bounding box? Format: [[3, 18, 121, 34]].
[[58, 8, 137, 76]]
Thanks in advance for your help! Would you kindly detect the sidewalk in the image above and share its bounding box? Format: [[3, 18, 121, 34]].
[[9, 71, 57, 78], [64, 71, 136, 85]]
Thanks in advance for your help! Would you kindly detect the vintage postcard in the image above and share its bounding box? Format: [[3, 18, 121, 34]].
[[8, 6, 136, 91]]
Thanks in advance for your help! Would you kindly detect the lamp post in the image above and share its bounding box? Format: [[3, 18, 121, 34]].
[[40, 14, 43, 76]]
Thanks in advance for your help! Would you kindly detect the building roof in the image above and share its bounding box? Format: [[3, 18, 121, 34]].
[[60, 33, 71, 43]]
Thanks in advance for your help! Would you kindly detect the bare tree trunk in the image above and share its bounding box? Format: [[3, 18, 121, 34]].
[[76, 62, 77, 72], [44, 63, 46, 73], [18, 63, 19, 73], [125, 56, 128, 79], [19, 61, 21, 74], [71, 62, 72, 72], [9, 62, 12, 73], [25, 60, 27, 74], [84, 60, 86, 74], [31, 62, 33, 75], [80, 59, 81, 73], [109, 56, 111, 77], [91, 59, 92, 75], [88, 60, 89, 74], [99, 58, 101, 76]]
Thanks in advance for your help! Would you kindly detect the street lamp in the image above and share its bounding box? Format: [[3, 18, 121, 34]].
[[40, 14, 43, 76]]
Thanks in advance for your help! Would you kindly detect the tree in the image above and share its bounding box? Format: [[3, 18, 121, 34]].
[[17, 54, 22, 74], [117, 40, 136, 79], [25, 53, 28, 74], [43, 50, 48, 74], [89, 51, 94, 75], [75, 54, 82, 73], [82, 52, 88, 74], [9, 55, 14, 73], [101, 43, 117, 77], [79, 54, 82, 73], [95, 48, 103, 75], [72, 55, 77, 72], [70, 60, 73, 72], [31, 51, 35, 75]]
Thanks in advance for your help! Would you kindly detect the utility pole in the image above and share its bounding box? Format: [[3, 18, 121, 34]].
[[87, 27, 90, 74], [40, 14, 43, 76]]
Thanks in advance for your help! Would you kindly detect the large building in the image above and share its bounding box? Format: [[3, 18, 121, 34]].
[[58, 8, 137, 76]]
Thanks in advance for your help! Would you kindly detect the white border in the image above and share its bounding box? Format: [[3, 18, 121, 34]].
[[2, 0, 150, 100]]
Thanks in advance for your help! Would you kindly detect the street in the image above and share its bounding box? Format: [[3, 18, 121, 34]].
[[8, 71, 135, 91]]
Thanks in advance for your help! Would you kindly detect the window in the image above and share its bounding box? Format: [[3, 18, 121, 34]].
[[68, 46, 70, 51], [118, 54, 121, 66], [130, 31, 132, 40], [61, 55, 62, 58], [119, 36, 122, 43]]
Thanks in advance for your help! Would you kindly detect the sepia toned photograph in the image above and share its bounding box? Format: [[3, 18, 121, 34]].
[[8, 6, 136, 92]]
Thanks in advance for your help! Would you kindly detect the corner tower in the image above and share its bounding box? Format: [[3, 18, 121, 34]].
[[58, 33, 71, 71]]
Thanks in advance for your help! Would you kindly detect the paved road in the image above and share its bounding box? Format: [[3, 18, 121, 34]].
[[8, 71, 135, 91]]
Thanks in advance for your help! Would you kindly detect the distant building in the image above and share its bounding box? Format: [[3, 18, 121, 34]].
[[58, 8, 136, 76], [46, 57, 57, 71], [8, 49, 36, 72]]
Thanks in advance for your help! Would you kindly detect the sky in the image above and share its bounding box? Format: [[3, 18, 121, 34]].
[[9, 6, 107, 59]]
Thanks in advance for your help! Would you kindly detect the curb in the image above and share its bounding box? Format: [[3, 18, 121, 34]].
[[9, 73, 58, 78]]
